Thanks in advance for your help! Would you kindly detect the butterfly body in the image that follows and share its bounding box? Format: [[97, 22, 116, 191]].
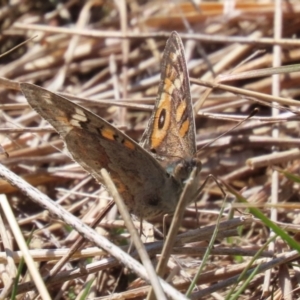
[[21, 31, 201, 220]]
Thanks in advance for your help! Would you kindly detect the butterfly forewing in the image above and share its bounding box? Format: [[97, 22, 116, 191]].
[[141, 31, 196, 162], [21, 83, 181, 219]]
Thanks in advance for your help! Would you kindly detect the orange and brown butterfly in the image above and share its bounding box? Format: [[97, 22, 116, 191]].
[[21, 31, 201, 220]]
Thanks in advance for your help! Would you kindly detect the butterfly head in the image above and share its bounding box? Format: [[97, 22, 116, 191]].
[[171, 157, 202, 183]]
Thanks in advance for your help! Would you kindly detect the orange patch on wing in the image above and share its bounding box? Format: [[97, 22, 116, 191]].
[[176, 100, 187, 122], [165, 65, 177, 82], [157, 91, 171, 111], [164, 77, 173, 92], [123, 139, 135, 150], [101, 127, 116, 141], [115, 179, 127, 195], [151, 92, 171, 148], [179, 119, 190, 137], [57, 115, 71, 124]]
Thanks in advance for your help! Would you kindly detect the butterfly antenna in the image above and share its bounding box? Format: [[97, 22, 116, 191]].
[[199, 108, 258, 151]]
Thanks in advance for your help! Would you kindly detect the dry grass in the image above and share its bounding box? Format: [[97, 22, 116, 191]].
[[1, 1, 300, 299]]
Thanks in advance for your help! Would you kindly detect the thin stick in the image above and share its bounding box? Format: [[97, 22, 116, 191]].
[[12, 23, 300, 46], [147, 168, 198, 300], [100, 168, 168, 300], [0, 194, 51, 300]]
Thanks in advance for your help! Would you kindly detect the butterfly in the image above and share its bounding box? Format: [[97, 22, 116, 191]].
[[21, 31, 201, 220]]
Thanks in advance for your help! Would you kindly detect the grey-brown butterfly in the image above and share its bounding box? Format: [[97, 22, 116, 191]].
[[21, 31, 201, 220]]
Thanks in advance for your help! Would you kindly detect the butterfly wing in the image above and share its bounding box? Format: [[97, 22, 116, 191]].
[[140, 31, 196, 163], [21, 83, 181, 219]]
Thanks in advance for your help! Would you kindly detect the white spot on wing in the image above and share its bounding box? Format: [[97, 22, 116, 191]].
[[71, 109, 88, 122], [43, 93, 54, 105], [172, 49, 181, 62], [75, 108, 86, 117], [174, 78, 181, 90], [174, 73, 184, 90], [70, 119, 83, 128], [179, 73, 184, 83]]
